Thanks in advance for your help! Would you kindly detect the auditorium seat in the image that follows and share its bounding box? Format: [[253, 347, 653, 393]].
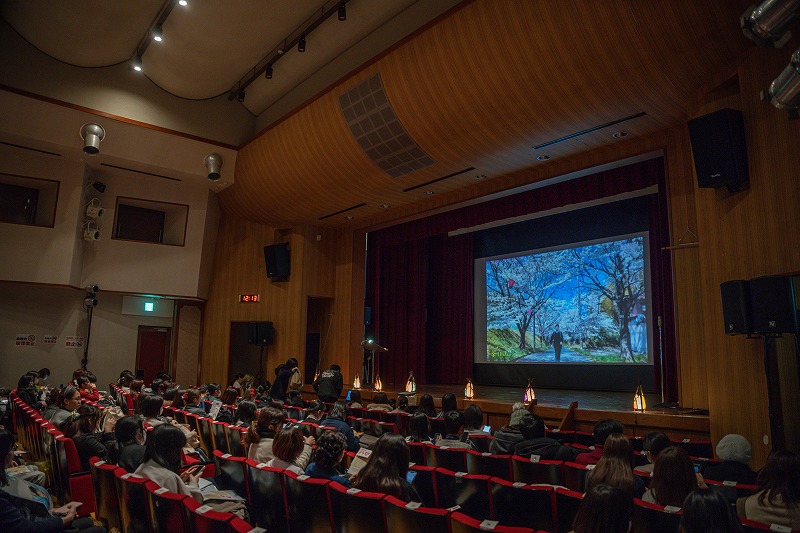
[[572, 431, 595, 447], [704, 479, 758, 501], [631, 499, 683, 533], [328, 482, 387, 533], [633, 450, 649, 468], [173, 409, 187, 425], [114, 470, 153, 533], [213, 450, 248, 501], [194, 416, 215, 455], [553, 487, 584, 533], [283, 470, 333, 533], [348, 407, 366, 419], [55, 435, 95, 516], [224, 424, 246, 457], [364, 409, 383, 421], [545, 429, 575, 445], [347, 416, 364, 433], [407, 441, 426, 465], [740, 518, 799, 532], [429, 417, 448, 438], [380, 411, 410, 436], [468, 434, 493, 453], [511, 456, 563, 486], [383, 494, 451, 533], [449, 511, 535, 533], [89, 458, 123, 530], [210, 420, 230, 454], [183, 496, 239, 533], [368, 420, 398, 437], [563, 461, 594, 492], [145, 480, 190, 532], [466, 450, 512, 480], [409, 464, 437, 508], [426, 443, 468, 472], [434, 468, 492, 521], [285, 406, 306, 421], [633, 468, 652, 488], [671, 438, 713, 458], [490, 477, 554, 532], [244, 460, 287, 531]]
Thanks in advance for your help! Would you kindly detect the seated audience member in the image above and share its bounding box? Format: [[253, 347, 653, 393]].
[[489, 403, 527, 454], [639, 431, 671, 474], [437, 393, 459, 417], [230, 373, 245, 391], [642, 446, 703, 507], [233, 401, 258, 428], [266, 427, 312, 473], [417, 394, 437, 418], [515, 413, 579, 460], [463, 404, 490, 436], [183, 389, 207, 416], [681, 488, 744, 533], [392, 395, 410, 413], [71, 368, 86, 387], [407, 411, 432, 443], [34, 368, 51, 390], [76, 376, 99, 402], [129, 379, 143, 404], [41, 388, 65, 422], [572, 483, 633, 533], [170, 389, 187, 410], [434, 410, 471, 448], [313, 364, 344, 403], [286, 389, 305, 408], [586, 433, 645, 498], [366, 392, 393, 412], [703, 433, 758, 485], [737, 450, 800, 529], [51, 386, 83, 428], [352, 433, 421, 502], [575, 418, 625, 465], [135, 425, 203, 502], [304, 400, 325, 424], [305, 430, 350, 487], [62, 404, 116, 471], [320, 402, 359, 452], [118, 371, 134, 392], [16, 374, 43, 410], [347, 390, 363, 409], [108, 415, 146, 473], [246, 407, 314, 463], [139, 394, 168, 426], [0, 429, 105, 532], [215, 387, 239, 424]]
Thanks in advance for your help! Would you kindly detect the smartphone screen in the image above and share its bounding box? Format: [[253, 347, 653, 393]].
[[406, 471, 417, 483], [482, 425, 491, 433], [346, 390, 352, 401], [433, 433, 442, 442], [693, 465, 700, 473]]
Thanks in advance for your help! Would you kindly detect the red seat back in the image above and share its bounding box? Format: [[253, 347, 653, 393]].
[[90, 458, 123, 530], [490, 477, 554, 532], [449, 511, 535, 532], [328, 481, 387, 533], [145, 480, 190, 533], [384, 494, 450, 533]]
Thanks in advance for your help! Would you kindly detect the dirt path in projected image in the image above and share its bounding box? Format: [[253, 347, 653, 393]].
[[515, 346, 593, 362]]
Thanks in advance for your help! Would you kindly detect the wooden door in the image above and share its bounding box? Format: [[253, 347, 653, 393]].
[[136, 326, 171, 384]]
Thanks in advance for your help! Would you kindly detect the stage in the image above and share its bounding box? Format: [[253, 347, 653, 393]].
[[301, 383, 711, 441]]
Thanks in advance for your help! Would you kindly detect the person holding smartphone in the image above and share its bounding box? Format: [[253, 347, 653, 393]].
[[134, 425, 204, 502]]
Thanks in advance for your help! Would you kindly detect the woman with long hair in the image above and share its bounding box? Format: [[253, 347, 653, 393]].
[[347, 390, 363, 409], [245, 408, 309, 464], [134, 424, 203, 502], [572, 483, 632, 533], [62, 404, 115, 471], [266, 427, 311, 474], [107, 415, 146, 473], [407, 411, 432, 443], [366, 392, 392, 411], [643, 446, 701, 507], [737, 450, 800, 529], [586, 433, 645, 497], [437, 393, 458, 417], [233, 401, 258, 428], [352, 433, 420, 502], [680, 488, 744, 533], [417, 394, 437, 418]]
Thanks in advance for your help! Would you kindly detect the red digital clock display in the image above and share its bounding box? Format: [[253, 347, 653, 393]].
[[239, 294, 260, 303]]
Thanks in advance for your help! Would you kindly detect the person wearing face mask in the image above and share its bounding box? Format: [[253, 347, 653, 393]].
[[107, 416, 146, 473], [61, 405, 116, 471]]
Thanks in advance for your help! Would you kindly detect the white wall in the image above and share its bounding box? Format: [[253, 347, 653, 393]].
[[0, 282, 172, 391]]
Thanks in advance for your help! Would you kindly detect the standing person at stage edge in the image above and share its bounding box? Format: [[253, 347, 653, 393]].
[[313, 364, 343, 403], [550, 325, 564, 362]]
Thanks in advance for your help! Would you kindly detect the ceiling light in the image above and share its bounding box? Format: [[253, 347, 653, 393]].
[[763, 47, 800, 118], [298, 36, 306, 52], [536, 155, 551, 161], [338, 4, 347, 21], [741, 0, 800, 48], [80, 123, 106, 155], [265, 65, 273, 79], [132, 55, 142, 72], [423, 190, 435, 195], [474, 174, 487, 180], [178, 0, 188, 5], [153, 25, 163, 42], [380, 204, 391, 208], [612, 131, 629, 138], [204, 153, 223, 181], [345, 215, 354, 220], [237, 89, 245, 103]]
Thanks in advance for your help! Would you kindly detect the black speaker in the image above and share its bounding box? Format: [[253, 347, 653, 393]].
[[687, 108, 749, 192], [720, 280, 753, 335], [749, 276, 800, 333], [264, 243, 290, 279], [247, 321, 274, 346]]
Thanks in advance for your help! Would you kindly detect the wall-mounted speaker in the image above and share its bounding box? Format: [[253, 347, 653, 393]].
[[264, 243, 290, 279], [247, 321, 274, 346], [720, 280, 753, 335], [749, 276, 799, 334], [687, 108, 749, 192]]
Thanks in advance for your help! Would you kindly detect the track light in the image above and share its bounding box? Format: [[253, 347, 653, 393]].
[[237, 89, 245, 103], [204, 153, 223, 181], [741, 0, 800, 47], [79, 123, 105, 155], [83, 223, 101, 241], [153, 25, 163, 42], [762, 47, 800, 118], [132, 55, 142, 72], [298, 36, 306, 52], [265, 64, 273, 79], [338, 4, 346, 21], [85, 198, 104, 219]]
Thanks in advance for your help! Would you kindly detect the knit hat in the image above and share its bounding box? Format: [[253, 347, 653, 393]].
[[509, 407, 527, 428], [715, 434, 751, 464]]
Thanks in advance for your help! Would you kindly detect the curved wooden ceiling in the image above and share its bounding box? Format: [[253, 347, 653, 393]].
[[224, 0, 752, 228]]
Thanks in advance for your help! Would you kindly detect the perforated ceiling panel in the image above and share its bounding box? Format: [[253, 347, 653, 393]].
[[339, 73, 436, 178]]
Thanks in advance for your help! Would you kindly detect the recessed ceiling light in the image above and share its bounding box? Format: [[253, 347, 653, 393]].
[[380, 204, 391, 208], [178, 0, 188, 5], [612, 131, 629, 138], [423, 191, 435, 195], [152, 25, 163, 42], [536, 155, 551, 161], [132, 56, 142, 72], [474, 174, 487, 180], [345, 215, 354, 220]]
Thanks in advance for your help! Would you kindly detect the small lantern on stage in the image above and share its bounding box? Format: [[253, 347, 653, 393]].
[[353, 375, 362, 389], [633, 383, 646, 412], [464, 378, 475, 400], [406, 372, 416, 393], [374, 375, 383, 392], [523, 379, 537, 405], [313, 365, 320, 383]]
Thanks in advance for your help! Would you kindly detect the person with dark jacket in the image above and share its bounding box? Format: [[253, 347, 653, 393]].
[[183, 389, 207, 416], [320, 402, 360, 452], [15, 375, 42, 411], [108, 416, 146, 474], [575, 418, 625, 465], [305, 430, 351, 487], [270, 358, 298, 401], [703, 434, 758, 485], [313, 365, 343, 403], [489, 404, 527, 454], [61, 405, 116, 472], [515, 413, 580, 460]]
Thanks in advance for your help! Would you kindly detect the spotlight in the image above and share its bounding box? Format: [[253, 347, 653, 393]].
[[762, 47, 800, 118], [90, 181, 106, 193], [83, 225, 101, 241], [86, 284, 100, 293], [84, 296, 98, 307], [741, 0, 800, 47], [265, 64, 273, 79], [338, 4, 347, 21], [85, 198, 104, 219], [298, 36, 306, 52], [132, 55, 142, 72], [153, 25, 163, 42], [204, 153, 223, 181], [79, 123, 106, 155], [237, 89, 245, 103]]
